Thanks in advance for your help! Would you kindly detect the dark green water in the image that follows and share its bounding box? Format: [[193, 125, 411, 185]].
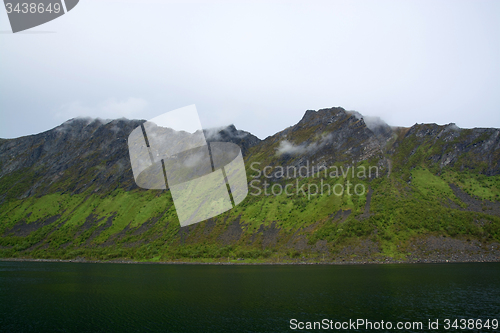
[[0, 262, 499, 332]]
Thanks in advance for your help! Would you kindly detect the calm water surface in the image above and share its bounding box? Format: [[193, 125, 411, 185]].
[[0, 262, 499, 332]]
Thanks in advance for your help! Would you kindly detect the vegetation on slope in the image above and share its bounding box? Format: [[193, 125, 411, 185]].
[[1, 164, 499, 263], [1, 110, 500, 263]]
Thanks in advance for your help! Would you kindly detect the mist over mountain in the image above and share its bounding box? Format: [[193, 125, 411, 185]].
[[1, 107, 499, 263], [0, 118, 260, 204]]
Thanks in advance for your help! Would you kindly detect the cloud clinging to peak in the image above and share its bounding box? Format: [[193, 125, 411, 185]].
[[55, 98, 148, 121]]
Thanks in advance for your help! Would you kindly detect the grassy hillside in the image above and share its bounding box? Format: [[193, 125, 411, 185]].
[[1, 164, 499, 263], [1, 110, 500, 263]]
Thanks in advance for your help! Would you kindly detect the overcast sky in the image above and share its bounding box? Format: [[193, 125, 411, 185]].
[[1, 0, 499, 139]]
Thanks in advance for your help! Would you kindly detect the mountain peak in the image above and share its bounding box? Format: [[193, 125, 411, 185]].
[[204, 124, 261, 156], [298, 107, 347, 127]]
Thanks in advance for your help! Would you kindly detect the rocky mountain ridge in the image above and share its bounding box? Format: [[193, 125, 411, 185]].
[[1, 107, 499, 263], [0, 118, 260, 204]]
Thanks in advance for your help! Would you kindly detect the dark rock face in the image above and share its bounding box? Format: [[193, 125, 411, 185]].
[[0, 118, 261, 203], [0, 118, 145, 202], [204, 124, 261, 157], [244, 107, 500, 183], [3, 214, 60, 237], [1, 108, 500, 262], [287, 107, 388, 163], [246, 107, 392, 180], [391, 123, 500, 175], [1, 108, 499, 205]]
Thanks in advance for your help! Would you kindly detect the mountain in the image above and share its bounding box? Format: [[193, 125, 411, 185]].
[[1, 108, 499, 263], [0, 118, 260, 203]]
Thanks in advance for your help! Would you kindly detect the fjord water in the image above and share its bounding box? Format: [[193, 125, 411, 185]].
[[0, 262, 499, 332]]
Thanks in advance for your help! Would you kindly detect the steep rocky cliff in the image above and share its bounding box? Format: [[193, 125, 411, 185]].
[[389, 122, 500, 176], [1, 108, 499, 263], [0, 118, 260, 204]]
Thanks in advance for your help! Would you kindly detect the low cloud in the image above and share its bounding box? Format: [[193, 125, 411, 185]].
[[204, 125, 248, 141], [55, 98, 148, 121], [348, 110, 389, 133], [276, 140, 309, 155], [277, 133, 334, 156], [445, 123, 461, 131], [54, 117, 117, 133], [363, 116, 388, 132]]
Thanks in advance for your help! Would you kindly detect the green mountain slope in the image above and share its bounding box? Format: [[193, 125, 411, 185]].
[[1, 108, 499, 263]]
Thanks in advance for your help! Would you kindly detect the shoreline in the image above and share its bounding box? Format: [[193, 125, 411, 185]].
[[2, 257, 499, 265]]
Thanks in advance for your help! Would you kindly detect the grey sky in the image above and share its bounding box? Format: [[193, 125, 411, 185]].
[[1, 0, 499, 139]]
